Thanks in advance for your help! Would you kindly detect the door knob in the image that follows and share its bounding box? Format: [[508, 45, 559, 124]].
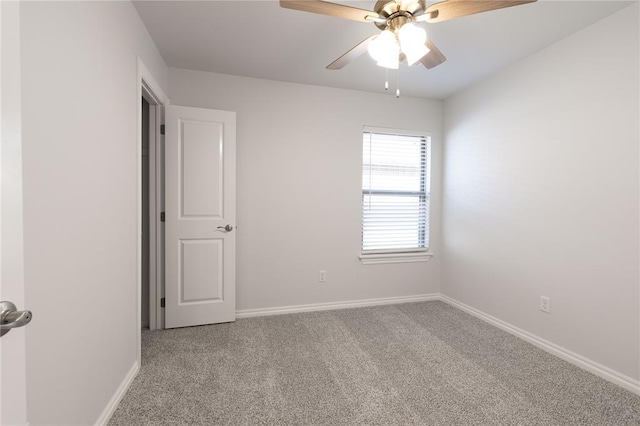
[[0, 301, 32, 337], [217, 224, 233, 232]]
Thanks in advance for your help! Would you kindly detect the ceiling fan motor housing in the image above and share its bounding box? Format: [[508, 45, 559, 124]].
[[374, 0, 426, 30]]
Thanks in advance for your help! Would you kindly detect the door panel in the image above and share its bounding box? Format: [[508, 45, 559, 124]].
[[165, 106, 236, 329], [180, 120, 223, 218], [180, 239, 223, 302]]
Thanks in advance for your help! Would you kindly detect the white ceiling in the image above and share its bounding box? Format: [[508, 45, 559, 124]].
[[133, 0, 633, 99]]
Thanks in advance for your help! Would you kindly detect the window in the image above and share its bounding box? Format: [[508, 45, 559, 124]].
[[361, 128, 432, 263]]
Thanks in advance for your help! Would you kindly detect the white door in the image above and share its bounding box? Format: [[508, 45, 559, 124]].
[[164, 106, 236, 328], [1, 1, 29, 424]]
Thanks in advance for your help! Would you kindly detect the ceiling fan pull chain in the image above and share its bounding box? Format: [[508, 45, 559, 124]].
[[396, 68, 400, 98], [385, 68, 389, 91]]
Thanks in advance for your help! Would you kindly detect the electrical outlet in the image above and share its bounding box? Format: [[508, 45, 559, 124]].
[[540, 296, 551, 313], [318, 270, 326, 283]]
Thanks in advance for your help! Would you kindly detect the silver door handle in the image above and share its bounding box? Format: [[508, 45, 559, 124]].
[[217, 224, 233, 232], [0, 301, 32, 337]]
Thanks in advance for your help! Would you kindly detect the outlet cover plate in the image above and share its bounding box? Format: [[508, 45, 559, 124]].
[[540, 296, 551, 313]]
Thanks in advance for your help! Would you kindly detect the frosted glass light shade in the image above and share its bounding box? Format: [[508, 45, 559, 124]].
[[368, 30, 400, 69], [368, 24, 430, 69], [398, 23, 430, 65], [377, 44, 400, 69]]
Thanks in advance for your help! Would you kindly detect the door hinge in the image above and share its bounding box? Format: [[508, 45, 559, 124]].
[[161, 297, 165, 308], [160, 212, 165, 222], [160, 124, 165, 135]]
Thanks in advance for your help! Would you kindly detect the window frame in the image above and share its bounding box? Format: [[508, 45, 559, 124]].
[[359, 126, 434, 265]]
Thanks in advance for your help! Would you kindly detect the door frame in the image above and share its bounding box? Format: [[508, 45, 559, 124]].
[[136, 58, 168, 362], [1, 1, 28, 424]]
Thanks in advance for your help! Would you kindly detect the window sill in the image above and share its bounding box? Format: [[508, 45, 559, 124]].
[[359, 252, 434, 265]]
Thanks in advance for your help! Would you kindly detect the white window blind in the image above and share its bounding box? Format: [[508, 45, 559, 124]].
[[362, 129, 431, 253]]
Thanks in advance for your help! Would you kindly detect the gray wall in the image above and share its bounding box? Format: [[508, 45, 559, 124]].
[[442, 4, 639, 381], [169, 69, 444, 311], [20, 1, 167, 423]]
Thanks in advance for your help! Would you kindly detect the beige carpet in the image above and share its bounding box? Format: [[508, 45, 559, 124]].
[[110, 301, 640, 425]]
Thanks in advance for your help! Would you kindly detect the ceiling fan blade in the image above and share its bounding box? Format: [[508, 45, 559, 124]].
[[327, 35, 377, 70], [418, 0, 536, 24], [280, 1, 380, 23], [420, 39, 447, 69]]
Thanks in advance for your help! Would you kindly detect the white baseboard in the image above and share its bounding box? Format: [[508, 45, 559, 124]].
[[95, 361, 140, 426], [440, 294, 640, 396], [236, 293, 440, 319]]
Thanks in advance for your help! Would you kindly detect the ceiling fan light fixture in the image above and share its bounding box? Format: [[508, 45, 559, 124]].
[[368, 29, 400, 69], [403, 41, 430, 66], [398, 23, 429, 65], [367, 29, 394, 62], [367, 36, 381, 62]]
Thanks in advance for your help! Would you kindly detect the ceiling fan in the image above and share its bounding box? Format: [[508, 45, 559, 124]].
[[280, 0, 537, 71]]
